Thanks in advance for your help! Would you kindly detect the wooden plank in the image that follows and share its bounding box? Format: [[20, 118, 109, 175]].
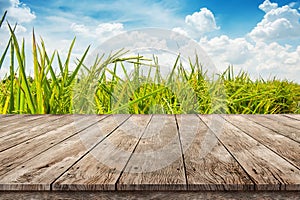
[[177, 114, 254, 191], [263, 115, 300, 129], [0, 115, 24, 122], [222, 115, 300, 169], [0, 115, 130, 191], [1, 191, 300, 200], [0, 115, 104, 178], [199, 115, 300, 191], [53, 114, 149, 191], [117, 115, 186, 191], [244, 115, 300, 143], [0, 114, 42, 125], [0, 115, 74, 152], [0, 115, 44, 133], [284, 114, 300, 121]]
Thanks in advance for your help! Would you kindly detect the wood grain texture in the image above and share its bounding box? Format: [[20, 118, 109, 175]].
[[0, 115, 101, 177], [177, 114, 254, 191], [0, 115, 67, 152], [0, 115, 130, 191], [0, 114, 299, 192], [0, 115, 45, 137], [117, 115, 186, 191], [283, 114, 300, 121], [53, 114, 146, 191], [244, 115, 300, 143], [263, 115, 300, 129], [1, 191, 300, 200], [223, 115, 300, 169], [0, 115, 26, 124], [0, 115, 20, 119], [199, 115, 300, 191]]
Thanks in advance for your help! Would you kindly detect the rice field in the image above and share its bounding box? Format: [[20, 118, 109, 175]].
[[0, 11, 299, 114]]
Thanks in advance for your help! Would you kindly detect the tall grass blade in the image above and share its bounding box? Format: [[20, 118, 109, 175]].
[[8, 38, 14, 113], [8, 23, 36, 113], [0, 10, 7, 28]]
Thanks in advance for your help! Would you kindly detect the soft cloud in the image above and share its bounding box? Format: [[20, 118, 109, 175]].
[[199, 35, 300, 82], [71, 22, 124, 40], [7, 0, 36, 23], [172, 27, 188, 37], [199, 35, 254, 67], [96, 23, 124, 38], [70, 23, 91, 37], [259, 0, 278, 13], [71, 23, 124, 38], [250, 1, 300, 41], [185, 8, 220, 35]]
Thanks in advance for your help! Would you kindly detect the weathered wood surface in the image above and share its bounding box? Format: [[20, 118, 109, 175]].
[[0, 115, 44, 137], [117, 115, 186, 191], [1, 191, 300, 200], [0, 115, 67, 152], [200, 115, 300, 191], [285, 114, 300, 121], [177, 114, 254, 191], [223, 115, 300, 172], [0, 114, 299, 192], [0, 115, 101, 177], [244, 115, 300, 143], [264, 115, 300, 129], [53, 114, 134, 191]]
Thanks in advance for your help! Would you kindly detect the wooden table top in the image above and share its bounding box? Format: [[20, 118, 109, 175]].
[[0, 114, 299, 192]]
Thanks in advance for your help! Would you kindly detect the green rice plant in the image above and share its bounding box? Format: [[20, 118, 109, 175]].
[[0, 19, 90, 114], [0, 10, 299, 114], [222, 66, 300, 114], [72, 49, 145, 114], [90, 54, 214, 114]]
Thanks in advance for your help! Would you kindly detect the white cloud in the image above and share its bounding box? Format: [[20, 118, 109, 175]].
[[87, 1, 299, 82], [199, 35, 300, 82], [70, 23, 91, 36], [172, 27, 188, 37], [250, 1, 300, 41], [7, 0, 36, 23], [71, 22, 124, 41], [259, 0, 278, 13], [96, 23, 124, 38], [199, 35, 254, 67], [185, 8, 220, 35]]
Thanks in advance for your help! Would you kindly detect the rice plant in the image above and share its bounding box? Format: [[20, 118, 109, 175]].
[[0, 11, 299, 114], [221, 66, 300, 114]]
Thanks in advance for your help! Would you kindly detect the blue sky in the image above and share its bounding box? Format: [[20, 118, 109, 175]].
[[0, 0, 300, 82]]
